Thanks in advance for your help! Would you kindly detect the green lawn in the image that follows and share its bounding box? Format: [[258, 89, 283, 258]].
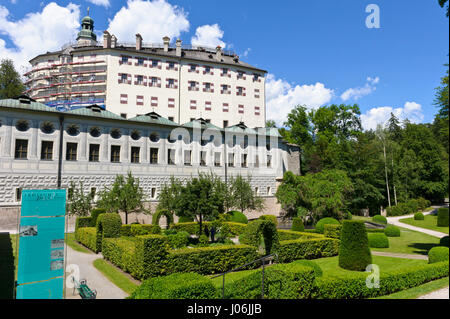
[[399, 215, 449, 234], [313, 255, 426, 278], [92, 258, 139, 296], [65, 232, 92, 254], [371, 226, 442, 255], [210, 269, 258, 288], [375, 277, 449, 299]]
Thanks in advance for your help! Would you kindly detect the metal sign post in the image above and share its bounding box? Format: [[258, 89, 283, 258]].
[[16, 190, 66, 299]]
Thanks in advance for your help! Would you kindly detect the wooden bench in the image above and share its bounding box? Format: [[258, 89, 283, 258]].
[[72, 277, 97, 299]]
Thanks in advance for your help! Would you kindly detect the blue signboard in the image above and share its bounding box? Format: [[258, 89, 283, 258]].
[[16, 190, 66, 299]]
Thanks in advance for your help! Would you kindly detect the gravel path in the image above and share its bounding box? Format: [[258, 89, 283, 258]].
[[386, 207, 448, 239], [417, 286, 449, 299], [65, 245, 128, 299], [371, 251, 428, 260]]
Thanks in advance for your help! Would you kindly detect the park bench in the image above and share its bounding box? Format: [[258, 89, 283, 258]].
[[72, 277, 97, 299]]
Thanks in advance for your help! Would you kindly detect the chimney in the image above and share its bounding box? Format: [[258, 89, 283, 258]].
[[176, 39, 182, 56], [111, 35, 117, 48], [135, 33, 142, 51], [163, 36, 170, 52], [103, 31, 111, 49], [215, 45, 222, 61]]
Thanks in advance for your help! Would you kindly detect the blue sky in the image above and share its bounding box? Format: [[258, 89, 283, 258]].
[[0, 0, 448, 129]]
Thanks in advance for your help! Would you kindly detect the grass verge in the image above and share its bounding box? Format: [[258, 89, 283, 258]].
[[399, 215, 449, 234], [374, 277, 449, 299], [65, 232, 92, 254], [92, 258, 139, 296]]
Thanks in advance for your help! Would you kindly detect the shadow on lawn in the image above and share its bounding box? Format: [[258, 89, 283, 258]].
[[408, 242, 440, 255]]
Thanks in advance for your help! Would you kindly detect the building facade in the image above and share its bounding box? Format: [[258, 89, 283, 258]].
[[24, 15, 267, 130], [0, 97, 300, 215]]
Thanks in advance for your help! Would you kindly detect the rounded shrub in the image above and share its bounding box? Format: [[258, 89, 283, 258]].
[[384, 225, 401, 237], [368, 233, 390, 248], [167, 231, 190, 249], [90, 208, 106, 226], [259, 215, 278, 226], [437, 207, 449, 227], [372, 215, 387, 224], [291, 259, 323, 277], [291, 217, 305, 232], [198, 234, 209, 247], [428, 246, 449, 264], [345, 212, 353, 220], [414, 212, 425, 220], [338, 220, 372, 271], [178, 216, 194, 223], [227, 211, 248, 224], [439, 236, 449, 247], [315, 217, 340, 234]]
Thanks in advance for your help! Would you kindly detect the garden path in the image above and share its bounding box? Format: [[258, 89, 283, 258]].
[[371, 251, 427, 260], [417, 286, 449, 299]]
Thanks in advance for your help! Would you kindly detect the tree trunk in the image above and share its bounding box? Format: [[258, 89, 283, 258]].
[[383, 144, 391, 207]]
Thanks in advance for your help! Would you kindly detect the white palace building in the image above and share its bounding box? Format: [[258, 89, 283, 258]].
[[0, 15, 300, 221]]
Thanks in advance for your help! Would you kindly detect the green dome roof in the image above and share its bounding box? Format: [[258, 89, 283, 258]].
[[82, 16, 94, 23]]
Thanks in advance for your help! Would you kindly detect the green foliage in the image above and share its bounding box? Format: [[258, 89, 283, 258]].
[[312, 261, 449, 299], [259, 215, 278, 226], [198, 235, 209, 247], [228, 175, 265, 213], [315, 217, 340, 234], [239, 219, 279, 255], [440, 236, 449, 247], [226, 211, 248, 224], [75, 227, 98, 252], [323, 224, 342, 239], [95, 213, 122, 253], [178, 216, 194, 223], [75, 216, 92, 231], [166, 231, 190, 249], [129, 273, 218, 299], [384, 225, 401, 237], [428, 247, 449, 264], [90, 208, 107, 226], [368, 233, 390, 248], [102, 237, 139, 277], [372, 215, 387, 224], [414, 212, 425, 220], [345, 212, 353, 220], [97, 172, 148, 224], [67, 181, 92, 216], [134, 235, 169, 280], [0, 59, 25, 99], [437, 207, 449, 227], [171, 221, 247, 237], [152, 209, 174, 229], [278, 230, 323, 241], [225, 264, 315, 299], [290, 259, 323, 277], [338, 220, 372, 271], [166, 245, 259, 275], [291, 217, 305, 232], [157, 176, 183, 217], [277, 238, 340, 263]]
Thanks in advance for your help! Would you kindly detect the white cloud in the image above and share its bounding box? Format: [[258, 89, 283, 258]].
[[360, 101, 424, 130], [242, 48, 251, 57], [0, 2, 80, 71], [107, 0, 189, 43], [191, 24, 225, 48], [87, 0, 110, 7], [266, 74, 334, 126], [341, 76, 380, 101]]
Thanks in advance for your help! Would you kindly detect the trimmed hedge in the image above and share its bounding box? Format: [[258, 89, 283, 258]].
[[290, 259, 323, 277], [90, 208, 106, 226], [102, 237, 139, 277], [278, 230, 324, 241], [225, 264, 315, 299], [323, 224, 342, 239], [372, 215, 387, 224], [428, 246, 449, 264], [366, 228, 386, 233], [437, 207, 449, 227], [166, 231, 190, 249], [75, 227, 98, 252], [291, 217, 305, 232], [368, 233, 389, 248], [384, 225, 401, 237], [386, 198, 432, 217], [440, 236, 449, 247], [129, 273, 218, 299], [95, 213, 122, 253], [338, 220, 372, 271], [75, 217, 92, 231], [315, 218, 340, 234], [277, 238, 340, 263], [239, 219, 279, 255], [171, 222, 246, 237], [178, 216, 194, 223], [226, 211, 248, 224], [312, 261, 449, 299], [166, 245, 259, 275], [259, 215, 278, 226], [414, 212, 424, 220]]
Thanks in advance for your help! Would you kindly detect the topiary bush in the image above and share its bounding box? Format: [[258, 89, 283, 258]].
[[291, 217, 305, 232], [152, 209, 174, 229], [239, 219, 279, 255], [437, 207, 449, 227], [226, 211, 248, 224], [129, 272, 218, 299], [290, 259, 323, 277], [414, 212, 425, 220], [75, 217, 92, 232], [167, 231, 190, 249], [440, 236, 449, 247], [278, 238, 339, 263], [323, 224, 342, 239], [315, 218, 340, 234], [95, 213, 122, 253], [338, 220, 372, 271], [90, 208, 107, 226], [428, 246, 449, 264], [368, 233, 389, 248], [178, 216, 194, 223], [384, 225, 401, 237], [198, 234, 209, 247], [259, 215, 278, 226], [372, 215, 387, 224]]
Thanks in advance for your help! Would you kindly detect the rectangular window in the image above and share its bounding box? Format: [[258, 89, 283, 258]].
[[168, 61, 175, 70], [136, 75, 143, 85], [205, 101, 212, 111], [90, 187, 96, 199], [267, 155, 272, 168], [184, 150, 191, 166], [214, 152, 221, 167], [242, 154, 247, 167], [15, 139, 28, 159], [111, 145, 121, 163], [137, 57, 145, 66], [228, 153, 234, 167], [168, 116, 174, 122], [16, 188, 22, 202], [120, 113, 127, 119], [131, 146, 140, 163], [151, 60, 159, 68], [168, 98, 175, 108], [151, 97, 158, 107], [120, 94, 128, 104], [151, 188, 156, 199], [200, 151, 207, 166], [167, 79, 175, 88], [190, 100, 197, 110], [89, 144, 100, 162], [204, 66, 211, 74], [150, 148, 159, 164], [40, 141, 53, 160], [121, 56, 129, 64], [66, 142, 77, 161], [223, 103, 229, 112], [136, 95, 144, 106], [189, 64, 197, 72], [223, 120, 228, 128], [237, 71, 245, 79], [238, 104, 244, 114], [221, 68, 229, 77], [167, 149, 175, 165]]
